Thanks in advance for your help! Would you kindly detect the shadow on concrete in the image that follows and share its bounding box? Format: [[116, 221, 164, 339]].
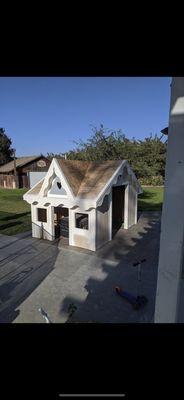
[[59, 212, 161, 323], [0, 239, 59, 323]]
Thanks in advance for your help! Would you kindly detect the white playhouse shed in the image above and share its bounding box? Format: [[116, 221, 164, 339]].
[[23, 158, 142, 251]]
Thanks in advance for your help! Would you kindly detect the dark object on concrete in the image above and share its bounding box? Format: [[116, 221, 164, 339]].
[[67, 303, 77, 317], [132, 258, 146, 282], [132, 258, 146, 267], [115, 286, 148, 310]]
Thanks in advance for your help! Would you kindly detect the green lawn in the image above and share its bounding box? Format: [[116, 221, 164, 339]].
[[0, 188, 31, 236], [138, 186, 164, 211]]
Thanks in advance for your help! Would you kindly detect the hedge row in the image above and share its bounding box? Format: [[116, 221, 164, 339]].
[[138, 175, 164, 186]]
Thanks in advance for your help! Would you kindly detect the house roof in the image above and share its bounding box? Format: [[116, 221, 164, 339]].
[[27, 159, 124, 199], [57, 159, 123, 198], [161, 127, 168, 135], [28, 178, 45, 195], [57, 159, 89, 197], [0, 155, 45, 173]]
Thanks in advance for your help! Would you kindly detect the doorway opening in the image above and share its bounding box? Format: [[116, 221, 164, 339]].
[[54, 207, 69, 244], [112, 185, 125, 237]]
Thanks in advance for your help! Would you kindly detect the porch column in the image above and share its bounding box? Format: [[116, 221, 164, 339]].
[[108, 190, 112, 240], [154, 77, 184, 323], [31, 204, 42, 239], [124, 184, 137, 229], [44, 206, 55, 241], [124, 184, 129, 229]]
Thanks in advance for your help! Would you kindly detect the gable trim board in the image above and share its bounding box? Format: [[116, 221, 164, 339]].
[[39, 158, 75, 199], [23, 158, 141, 251]]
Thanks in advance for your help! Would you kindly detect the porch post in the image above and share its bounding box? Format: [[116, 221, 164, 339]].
[[46, 206, 55, 240], [124, 184, 129, 229], [109, 190, 112, 240], [154, 77, 184, 322]]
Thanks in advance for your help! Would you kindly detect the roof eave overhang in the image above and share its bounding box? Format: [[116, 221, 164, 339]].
[[96, 160, 142, 206], [95, 160, 126, 207], [23, 159, 142, 209], [24, 193, 96, 211]]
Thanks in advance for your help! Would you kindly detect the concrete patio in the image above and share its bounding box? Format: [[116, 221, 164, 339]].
[[0, 211, 161, 323]]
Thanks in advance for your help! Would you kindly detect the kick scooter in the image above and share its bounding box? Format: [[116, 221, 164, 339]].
[[115, 258, 148, 310]]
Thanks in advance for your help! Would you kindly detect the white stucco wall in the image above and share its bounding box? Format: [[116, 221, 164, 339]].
[[96, 194, 111, 249], [31, 204, 54, 241], [154, 77, 184, 323], [69, 208, 96, 251]]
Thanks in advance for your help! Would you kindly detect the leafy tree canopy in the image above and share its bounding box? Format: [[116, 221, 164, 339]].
[[0, 128, 14, 166], [48, 124, 167, 183]]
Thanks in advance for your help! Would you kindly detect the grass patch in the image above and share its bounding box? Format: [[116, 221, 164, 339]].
[[138, 186, 164, 211], [0, 188, 31, 235]]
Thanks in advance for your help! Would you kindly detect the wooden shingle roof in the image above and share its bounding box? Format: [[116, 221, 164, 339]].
[[0, 156, 43, 173], [28, 178, 45, 195], [57, 159, 123, 199], [27, 159, 125, 200]]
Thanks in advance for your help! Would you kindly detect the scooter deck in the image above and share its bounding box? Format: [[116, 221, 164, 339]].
[[115, 286, 148, 310]]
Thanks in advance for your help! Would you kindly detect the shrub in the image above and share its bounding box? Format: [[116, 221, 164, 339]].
[[139, 175, 164, 186]]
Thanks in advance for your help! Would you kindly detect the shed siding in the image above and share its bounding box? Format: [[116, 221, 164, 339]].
[[0, 157, 50, 189], [21, 157, 50, 173], [0, 174, 18, 189], [124, 184, 137, 229], [96, 194, 111, 249]]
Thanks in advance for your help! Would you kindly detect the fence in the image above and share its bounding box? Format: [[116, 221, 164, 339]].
[[0, 174, 18, 189], [0, 174, 29, 189]]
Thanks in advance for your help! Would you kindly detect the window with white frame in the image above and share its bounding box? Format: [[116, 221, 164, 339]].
[[75, 213, 88, 230]]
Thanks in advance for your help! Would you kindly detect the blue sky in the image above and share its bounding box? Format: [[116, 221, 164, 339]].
[[0, 77, 171, 157]]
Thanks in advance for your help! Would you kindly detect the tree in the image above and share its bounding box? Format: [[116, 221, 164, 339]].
[[67, 125, 126, 161], [0, 128, 14, 166], [47, 125, 167, 184]]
